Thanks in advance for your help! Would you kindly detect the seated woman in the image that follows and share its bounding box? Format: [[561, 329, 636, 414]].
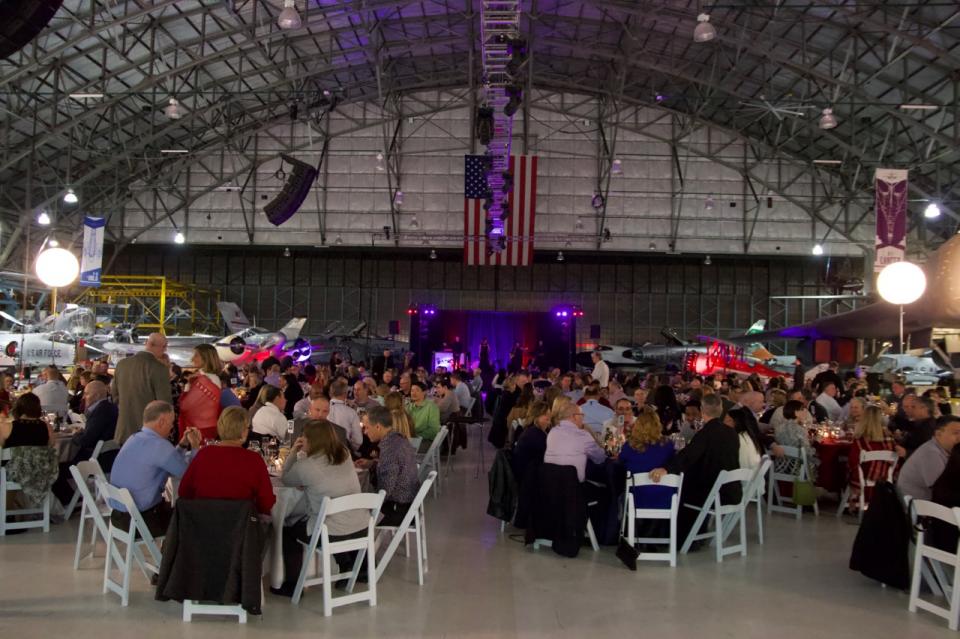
[[728, 407, 765, 473], [384, 392, 414, 439], [250, 385, 288, 441], [619, 406, 676, 510], [178, 344, 223, 441], [773, 400, 818, 481], [0, 393, 52, 449], [280, 373, 303, 420], [543, 396, 606, 483], [846, 403, 897, 513], [177, 406, 276, 515], [511, 400, 551, 485], [273, 418, 368, 597]]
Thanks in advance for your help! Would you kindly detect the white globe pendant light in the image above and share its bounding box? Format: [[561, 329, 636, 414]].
[[35, 247, 80, 288]]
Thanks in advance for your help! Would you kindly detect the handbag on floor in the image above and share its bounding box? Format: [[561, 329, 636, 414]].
[[615, 536, 638, 571], [793, 479, 817, 506]]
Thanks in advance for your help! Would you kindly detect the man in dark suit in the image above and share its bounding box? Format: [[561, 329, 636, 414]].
[[372, 349, 395, 383], [650, 394, 740, 546], [70, 380, 118, 463], [812, 361, 843, 394], [53, 380, 119, 504]]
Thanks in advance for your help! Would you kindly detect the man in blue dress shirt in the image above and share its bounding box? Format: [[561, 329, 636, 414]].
[[109, 400, 201, 537]]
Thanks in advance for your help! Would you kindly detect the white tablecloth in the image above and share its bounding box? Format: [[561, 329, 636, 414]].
[[52, 432, 77, 463], [265, 468, 371, 589]]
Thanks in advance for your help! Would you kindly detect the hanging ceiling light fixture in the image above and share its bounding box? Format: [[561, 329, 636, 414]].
[[63, 188, 78, 204], [557, 251, 565, 262], [164, 97, 182, 119], [283, 247, 291, 257], [174, 230, 185, 244], [694, 14, 716, 43], [611, 159, 623, 176], [375, 152, 385, 172], [819, 107, 838, 130], [410, 215, 420, 229], [924, 202, 941, 219], [704, 255, 712, 266], [648, 241, 657, 251], [704, 195, 715, 210], [575, 217, 584, 231], [48, 236, 59, 248], [37, 210, 51, 226], [429, 249, 437, 260], [335, 234, 343, 246], [394, 190, 404, 207], [277, 0, 302, 29], [812, 243, 824, 256]]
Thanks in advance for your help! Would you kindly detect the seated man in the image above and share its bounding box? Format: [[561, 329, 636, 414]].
[[328, 379, 363, 450], [34, 366, 70, 419], [70, 380, 118, 463], [900, 395, 938, 457], [898, 416, 960, 501], [602, 398, 636, 437], [678, 400, 702, 442], [544, 398, 606, 483], [356, 406, 420, 526], [109, 401, 201, 537], [352, 380, 380, 411], [217, 372, 242, 409], [650, 394, 740, 545], [578, 386, 615, 435], [450, 371, 473, 413], [434, 378, 460, 423], [408, 382, 440, 446], [815, 382, 843, 422]]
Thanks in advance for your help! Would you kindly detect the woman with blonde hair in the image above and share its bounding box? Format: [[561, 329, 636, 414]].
[[178, 406, 275, 513], [178, 343, 224, 441], [618, 405, 677, 510], [845, 403, 897, 513], [274, 419, 367, 597], [384, 391, 414, 439]]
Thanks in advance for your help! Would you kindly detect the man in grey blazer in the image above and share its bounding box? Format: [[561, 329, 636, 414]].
[[112, 333, 173, 444]]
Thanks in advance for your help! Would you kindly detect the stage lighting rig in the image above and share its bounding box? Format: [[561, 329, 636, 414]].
[[502, 170, 514, 194], [476, 106, 495, 145], [506, 38, 529, 75], [504, 84, 523, 117]]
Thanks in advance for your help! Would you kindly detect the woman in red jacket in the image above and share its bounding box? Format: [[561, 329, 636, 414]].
[[179, 344, 223, 442], [178, 406, 276, 515], [846, 403, 899, 514]]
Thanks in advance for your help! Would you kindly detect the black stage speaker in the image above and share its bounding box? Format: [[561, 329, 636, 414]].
[[264, 155, 318, 226], [590, 324, 601, 339], [0, 0, 64, 59], [388, 320, 400, 335]]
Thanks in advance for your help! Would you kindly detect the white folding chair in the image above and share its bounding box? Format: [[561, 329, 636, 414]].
[[292, 490, 386, 616], [908, 500, 960, 630], [96, 479, 164, 606], [622, 472, 683, 567], [70, 461, 118, 569], [767, 445, 818, 519], [681, 466, 762, 562], [375, 471, 437, 585], [408, 436, 423, 451], [722, 458, 773, 545], [0, 447, 51, 535], [182, 599, 248, 623], [63, 439, 119, 519], [854, 450, 899, 519], [417, 426, 448, 497]]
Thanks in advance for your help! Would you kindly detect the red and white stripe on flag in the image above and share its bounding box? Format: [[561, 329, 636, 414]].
[[464, 155, 537, 266]]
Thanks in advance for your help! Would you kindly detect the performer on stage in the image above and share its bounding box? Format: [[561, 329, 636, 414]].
[[508, 342, 523, 374], [479, 338, 491, 373], [452, 336, 464, 371]]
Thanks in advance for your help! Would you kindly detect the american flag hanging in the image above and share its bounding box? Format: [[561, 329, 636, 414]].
[[464, 155, 538, 266]]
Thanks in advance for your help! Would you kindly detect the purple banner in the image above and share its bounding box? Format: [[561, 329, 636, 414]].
[[874, 168, 908, 272]]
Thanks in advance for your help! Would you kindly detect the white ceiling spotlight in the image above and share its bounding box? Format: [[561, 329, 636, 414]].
[[694, 14, 716, 43], [575, 217, 584, 231], [704, 195, 715, 210], [164, 97, 182, 119], [375, 152, 385, 172], [63, 188, 78, 204], [174, 230, 185, 244], [611, 158, 623, 176], [429, 249, 437, 260], [410, 214, 420, 230], [648, 241, 657, 250], [924, 202, 941, 219], [36, 210, 51, 225], [812, 243, 824, 256], [283, 247, 291, 257], [394, 190, 404, 207], [277, 0, 302, 30], [819, 107, 838, 130], [557, 251, 565, 262], [704, 255, 712, 266], [335, 234, 343, 246]]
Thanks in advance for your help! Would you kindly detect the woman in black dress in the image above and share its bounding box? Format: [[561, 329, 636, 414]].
[[0, 393, 52, 448]]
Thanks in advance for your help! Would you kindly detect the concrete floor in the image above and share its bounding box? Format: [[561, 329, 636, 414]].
[[0, 439, 955, 639]]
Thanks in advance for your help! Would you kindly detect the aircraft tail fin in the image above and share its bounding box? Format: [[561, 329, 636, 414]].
[[218, 302, 251, 333], [745, 319, 766, 335], [278, 318, 307, 341], [660, 327, 686, 346]]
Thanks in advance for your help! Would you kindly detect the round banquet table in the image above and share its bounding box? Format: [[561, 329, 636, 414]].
[[53, 431, 78, 463], [814, 440, 852, 494]]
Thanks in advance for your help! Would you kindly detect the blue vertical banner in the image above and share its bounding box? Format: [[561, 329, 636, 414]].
[[79, 215, 105, 287]]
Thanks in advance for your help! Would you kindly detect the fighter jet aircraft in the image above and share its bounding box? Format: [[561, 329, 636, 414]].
[[0, 305, 100, 369]]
